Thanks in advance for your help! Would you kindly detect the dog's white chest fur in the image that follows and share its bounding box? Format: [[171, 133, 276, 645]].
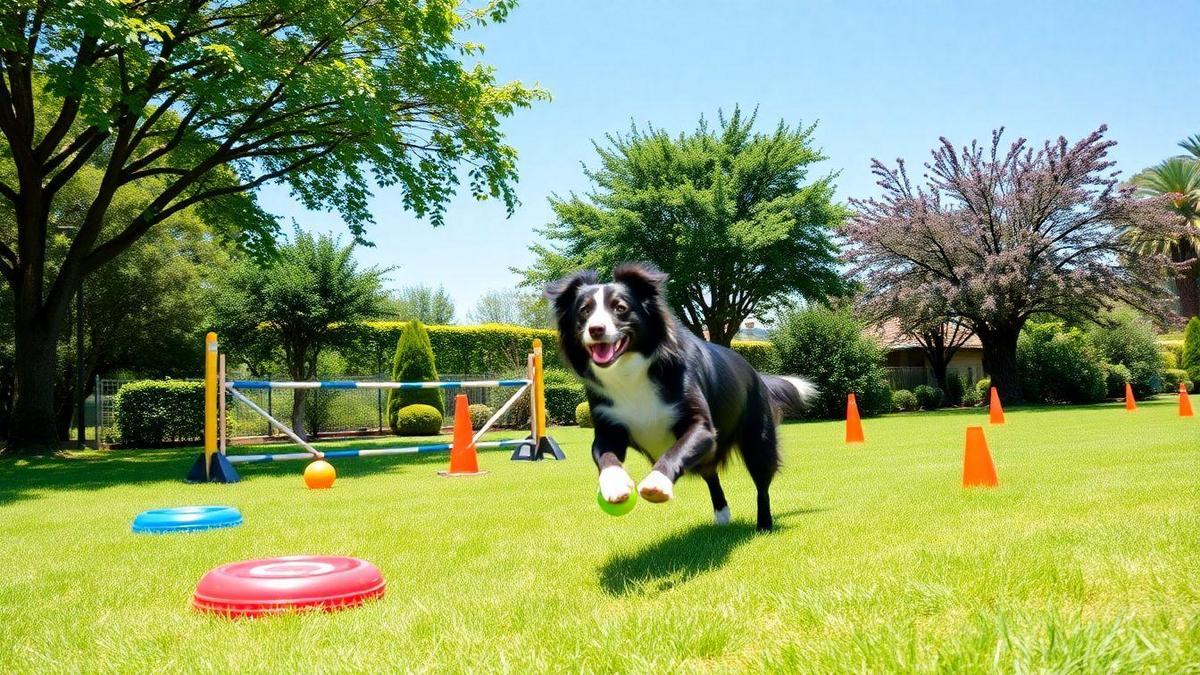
[[590, 354, 678, 459]]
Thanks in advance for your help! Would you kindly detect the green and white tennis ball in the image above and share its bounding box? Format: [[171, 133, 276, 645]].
[[597, 487, 637, 516]]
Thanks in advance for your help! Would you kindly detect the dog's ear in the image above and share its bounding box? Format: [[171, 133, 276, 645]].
[[544, 270, 598, 316], [613, 263, 668, 298]]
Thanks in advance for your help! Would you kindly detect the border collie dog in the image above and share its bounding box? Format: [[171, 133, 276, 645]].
[[547, 264, 814, 531]]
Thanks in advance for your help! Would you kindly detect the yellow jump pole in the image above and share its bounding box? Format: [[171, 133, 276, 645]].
[[527, 352, 537, 441], [204, 332, 218, 479], [533, 339, 547, 440]]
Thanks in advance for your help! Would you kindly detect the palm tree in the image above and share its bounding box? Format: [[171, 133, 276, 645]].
[[1131, 138, 1200, 318]]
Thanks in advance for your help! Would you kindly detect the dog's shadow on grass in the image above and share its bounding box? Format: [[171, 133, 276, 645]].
[[598, 507, 825, 596]]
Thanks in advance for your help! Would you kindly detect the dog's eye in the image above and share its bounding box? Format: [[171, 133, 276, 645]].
[[613, 301, 628, 314]]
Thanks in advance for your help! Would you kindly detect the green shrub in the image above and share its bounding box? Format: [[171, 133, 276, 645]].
[[542, 368, 586, 425], [912, 385, 945, 410], [961, 385, 982, 407], [1017, 322, 1107, 404], [944, 375, 965, 406], [575, 401, 592, 427], [1088, 312, 1165, 400], [771, 307, 892, 418], [113, 380, 205, 445], [386, 320, 444, 434], [468, 404, 494, 428], [394, 404, 443, 436], [891, 389, 918, 412], [1104, 363, 1133, 399], [1161, 349, 1179, 370], [975, 377, 992, 400], [730, 341, 781, 373], [1162, 368, 1193, 394], [351, 322, 780, 376], [1183, 317, 1200, 375]]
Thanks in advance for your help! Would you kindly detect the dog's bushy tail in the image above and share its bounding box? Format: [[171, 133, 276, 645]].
[[761, 375, 817, 419]]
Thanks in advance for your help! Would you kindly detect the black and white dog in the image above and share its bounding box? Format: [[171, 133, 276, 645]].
[[547, 264, 814, 531]]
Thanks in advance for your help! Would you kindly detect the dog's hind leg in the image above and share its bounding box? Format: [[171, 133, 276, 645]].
[[739, 413, 781, 532], [702, 471, 730, 525]]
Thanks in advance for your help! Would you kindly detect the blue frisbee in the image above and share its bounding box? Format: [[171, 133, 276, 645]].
[[132, 505, 243, 534]]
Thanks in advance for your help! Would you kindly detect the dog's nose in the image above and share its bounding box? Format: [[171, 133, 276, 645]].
[[588, 325, 605, 339]]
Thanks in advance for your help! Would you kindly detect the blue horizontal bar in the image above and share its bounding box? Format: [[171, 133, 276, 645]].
[[498, 379, 529, 387], [231, 381, 270, 389]]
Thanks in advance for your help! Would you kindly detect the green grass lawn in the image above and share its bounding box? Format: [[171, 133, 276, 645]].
[[2, 399, 1198, 672]]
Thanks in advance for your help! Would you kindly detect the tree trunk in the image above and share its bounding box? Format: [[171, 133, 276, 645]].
[[8, 319, 63, 452], [978, 324, 1023, 403], [291, 389, 308, 441], [1176, 268, 1199, 320], [929, 359, 949, 393]]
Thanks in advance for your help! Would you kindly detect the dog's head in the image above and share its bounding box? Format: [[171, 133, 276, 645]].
[[545, 264, 673, 375]]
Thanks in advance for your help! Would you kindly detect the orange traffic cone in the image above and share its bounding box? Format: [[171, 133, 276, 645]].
[[988, 386, 1005, 425], [845, 393, 864, 444], [439, 394, 487, 477], [1124, 382, 1137, 411], [1179, 382, 1193, 418], [962, 426, 998, 488]]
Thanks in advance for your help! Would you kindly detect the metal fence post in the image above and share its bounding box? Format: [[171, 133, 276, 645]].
[[93, 374, 101, 448]]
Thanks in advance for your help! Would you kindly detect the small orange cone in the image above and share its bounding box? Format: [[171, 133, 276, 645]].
[[439, 394, 487, 477], [845, 393, 864, 444], [962, 426, 998, 488], [988, 386, 1005, 425], [1124, 382, 1137, 411], [1179, 382, 1193, 418]]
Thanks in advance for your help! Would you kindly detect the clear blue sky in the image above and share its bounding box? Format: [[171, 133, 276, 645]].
[[258, 0, 1200, 322]]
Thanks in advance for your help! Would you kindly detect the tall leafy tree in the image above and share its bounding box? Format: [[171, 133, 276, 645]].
[[214, 231, 388, 440], [521, 107, 848, 346], [0, 1, 542, 450], [382, 285, 456, 324], [1129, 136, 1200, 318], [844, 127, 1180, 402], [467, 288, 550, 327]]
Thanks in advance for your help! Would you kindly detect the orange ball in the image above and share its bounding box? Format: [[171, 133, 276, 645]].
[[304, 460, 336, 489]]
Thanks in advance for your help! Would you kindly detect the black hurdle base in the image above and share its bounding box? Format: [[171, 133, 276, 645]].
[[510, 435, 566, 461], [186, 452, 241, 483]]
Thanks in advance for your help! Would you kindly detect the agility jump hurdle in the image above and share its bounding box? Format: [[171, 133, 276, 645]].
[[187, 333, 564, 483]]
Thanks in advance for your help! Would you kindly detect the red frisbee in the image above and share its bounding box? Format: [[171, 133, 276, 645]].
[[192, 555, 385, 617]]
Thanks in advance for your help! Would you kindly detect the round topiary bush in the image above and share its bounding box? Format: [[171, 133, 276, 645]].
[[912, 384, 944, 410], [575, 401, 592, 427], [944, 375, 965, 406], [891, 389, 917, 412], [394, 404, 443, 436], [468, 404, 493, 428]]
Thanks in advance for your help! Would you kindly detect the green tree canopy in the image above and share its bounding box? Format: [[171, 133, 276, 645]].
[[381, 285, 456, 324], [0, 0, 543, 449], [521, 107, 849, 345], [214, 230, 388, 439], [467, 288, 551, 327]]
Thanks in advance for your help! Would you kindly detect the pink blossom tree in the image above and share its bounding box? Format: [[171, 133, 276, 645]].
[[844, 127, 1181, 402]]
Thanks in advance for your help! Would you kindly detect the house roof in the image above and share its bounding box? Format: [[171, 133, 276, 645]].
[[868, 318, 983, 351]]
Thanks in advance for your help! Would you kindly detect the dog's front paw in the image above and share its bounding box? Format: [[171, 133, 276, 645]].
[[637, 470, 674, 503], [599, 466, 634, 503]]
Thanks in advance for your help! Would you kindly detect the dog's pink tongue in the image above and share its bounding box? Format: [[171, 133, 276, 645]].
[[590, 342, 615, 364]]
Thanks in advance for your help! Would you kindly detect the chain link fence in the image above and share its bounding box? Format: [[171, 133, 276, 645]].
[[96, 373, 531, 445]]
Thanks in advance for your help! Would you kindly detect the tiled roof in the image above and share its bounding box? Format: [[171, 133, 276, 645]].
[[867, 318, 983, 350]]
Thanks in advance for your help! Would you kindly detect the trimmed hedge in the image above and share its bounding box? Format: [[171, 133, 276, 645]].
[[358, 322, 779, 375], [575, 401, 592, 427], [386, 320, 444, 434], [113, 380, 204, 445], [542, 368, 586, 425], [394, 404, 443, 436], [730, 340, 781, 373]]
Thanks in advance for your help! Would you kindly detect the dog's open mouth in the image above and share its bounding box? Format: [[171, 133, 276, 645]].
[[588, 336, 628, 367]]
